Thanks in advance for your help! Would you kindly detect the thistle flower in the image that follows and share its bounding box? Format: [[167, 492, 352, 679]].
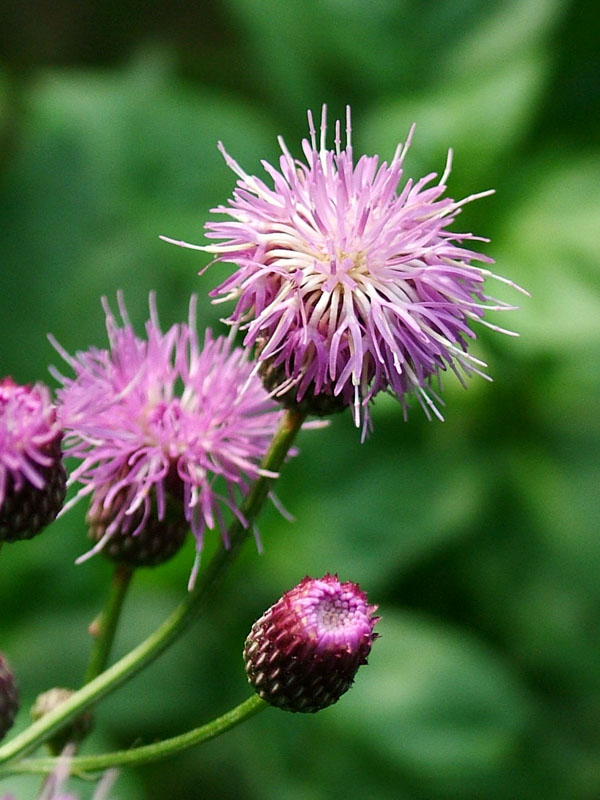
[[163, 105, 525, 434], [0, 652, 18, 742], [51, 293, 283, 584], [244, 574, 379, 712], [0, 378, 66, 542]]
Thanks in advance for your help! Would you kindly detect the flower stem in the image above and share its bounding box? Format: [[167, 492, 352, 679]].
[[0, 408, 305, 766], [2, 695, 267, 776], [84, 564, 135, 684]]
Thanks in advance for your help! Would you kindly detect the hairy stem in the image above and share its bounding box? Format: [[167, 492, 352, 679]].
[[3, 696, 267, 776], [84, 563, 135, 684]]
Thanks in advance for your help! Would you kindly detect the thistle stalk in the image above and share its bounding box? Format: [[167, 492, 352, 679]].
[[0, 408, 305, 767], [0, 696, 267, 775], [84, 563, 135, 684]]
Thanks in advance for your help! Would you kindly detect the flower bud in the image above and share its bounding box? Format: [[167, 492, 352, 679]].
[[0, 378, 66, 543], [243, 574, 379, 713], [31, 687, 93, 755], [0, 652, 18, 742]]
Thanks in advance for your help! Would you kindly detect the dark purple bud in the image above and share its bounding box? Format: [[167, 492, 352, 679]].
[[244, 574, 379, 713]]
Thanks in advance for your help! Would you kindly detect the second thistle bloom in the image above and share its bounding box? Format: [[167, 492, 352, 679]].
[[52, 293, 283, 581], [164, 106, 524, 431]]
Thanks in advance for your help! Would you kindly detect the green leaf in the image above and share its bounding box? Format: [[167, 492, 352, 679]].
[[0, 52, 277, 381], [494, 155, 600, 352], [361, 52, 549, 190]]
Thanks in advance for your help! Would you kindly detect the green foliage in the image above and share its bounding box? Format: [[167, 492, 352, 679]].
[[1, 0, 599, 797]]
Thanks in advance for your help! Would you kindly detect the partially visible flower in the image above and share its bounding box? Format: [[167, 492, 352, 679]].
[[39, 757, 117, 800], [51, 293, 284, 584], [163, 105, 525, 434], [0, 378, 66, 542], [244, 574, 379, 712], [0, 652, 18, 742], [0, 745, 118, 800]]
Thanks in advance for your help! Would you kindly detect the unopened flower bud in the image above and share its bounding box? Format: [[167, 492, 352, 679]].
[[0, 379, 66, 543], [0, 652, 18, 742], [243, 574, 379, 713], [31, 687, 93, 754]]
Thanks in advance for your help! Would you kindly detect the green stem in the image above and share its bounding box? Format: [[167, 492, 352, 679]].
[[0, 408, 305, 767], [2, 696, 267, 776], [33, 567, 133, 768], [84, 564, 135, 684]]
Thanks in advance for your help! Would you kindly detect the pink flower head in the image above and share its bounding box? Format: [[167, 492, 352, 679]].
[[51, 293, 284, 585], [163, 105, 526, 435], [0, 378, 65, 541], [244, 574, 379, 712]]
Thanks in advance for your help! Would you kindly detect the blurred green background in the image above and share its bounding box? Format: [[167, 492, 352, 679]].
[[1, 0, 599, 797]]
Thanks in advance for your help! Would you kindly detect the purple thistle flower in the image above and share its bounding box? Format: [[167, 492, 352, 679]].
[[0, 378, 66, 542], [51, 293, 284, 586], [244, 574, 379, 712], [163, 105, 526, 434]]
